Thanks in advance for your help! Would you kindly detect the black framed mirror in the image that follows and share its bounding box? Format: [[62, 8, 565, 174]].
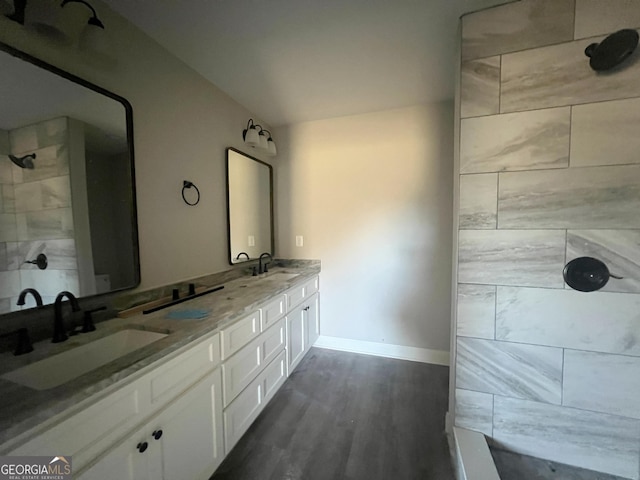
[[226, 148, 274, 265], [0, 41, 139, 313]]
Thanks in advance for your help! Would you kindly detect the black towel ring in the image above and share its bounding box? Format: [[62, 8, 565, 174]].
[[182, 180, 200, 206]]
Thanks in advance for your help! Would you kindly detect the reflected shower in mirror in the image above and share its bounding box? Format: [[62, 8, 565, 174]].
[[226, 148, 273, 264], [0, 42, 139, 313]]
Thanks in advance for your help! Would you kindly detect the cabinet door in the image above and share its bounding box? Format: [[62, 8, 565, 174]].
[[155, 369, 224, 480], [76, 428, 150, 480], [286, 304, 306, 374], [306, 292, 320, 348]]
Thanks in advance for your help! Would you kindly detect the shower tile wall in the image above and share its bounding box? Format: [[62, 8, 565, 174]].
[[455, 1, 640, 478], [0, 118, 78, 313]]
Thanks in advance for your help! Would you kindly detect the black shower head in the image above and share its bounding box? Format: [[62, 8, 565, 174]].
[[585, 28, 639, 71], [8, 153, 35, 169]]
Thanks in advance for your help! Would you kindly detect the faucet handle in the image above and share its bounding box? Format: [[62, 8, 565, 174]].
[[0, 328, 34, 355], [82, 306, 106, 333]]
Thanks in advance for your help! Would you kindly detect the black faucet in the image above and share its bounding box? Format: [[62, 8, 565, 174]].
[[236, 252, 250, 260], [17, 288, 44, 308], [258, 253, 273, 274], [53, 291, 81, 343]]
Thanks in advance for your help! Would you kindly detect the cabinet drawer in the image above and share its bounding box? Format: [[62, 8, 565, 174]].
[[222, 318, 285, 407], [223, 350, 287, 453], [150, 333, 220, 405], [286, 276, 319, 309], [261, 294, 286, 330], [220, 310, 261, 360]]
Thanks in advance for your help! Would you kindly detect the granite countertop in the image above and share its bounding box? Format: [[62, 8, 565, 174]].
[[0, 262, 320, 451]]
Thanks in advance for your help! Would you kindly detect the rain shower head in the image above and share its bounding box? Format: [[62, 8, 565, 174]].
[[9, 154, 36, 169], [585, 28, 639, 71]]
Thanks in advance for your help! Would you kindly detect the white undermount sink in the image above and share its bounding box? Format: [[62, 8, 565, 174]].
[[2, 329, 168, 391]]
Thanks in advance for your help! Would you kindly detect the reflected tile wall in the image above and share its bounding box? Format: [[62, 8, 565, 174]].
[[0, 156, 11, 184], [15, 208, 74, 241], [14, 177, 71, 213], [498, 165, 640, 229], [0, 214, 17, 242], [0, 298, 9, 314], [7, 239, 77, 270], [571, 98, 640, 168], [9, 117, 67, 155], [0, 243, 7, 271], [456, 284, 495, 339], [461, 0, 575, 61], [460, 108, 570, 174], [496, 286, 640, 356], [501, 37, 640, 113], [564, 350, 640, 420], [0, 130, 8, 154], [461, 57, 500, 118], [454, 388, 493, 436], [566, 230, 640, 293], [574, 0, 640, 39], [0, 271, 20, 298], [493, 396, 640, 479], [457, 337, 563, 404], [1, 185, 15, 214], [19, 269, 79, 297], [458, 230, 565, 287], [459, 174, 497, 229]]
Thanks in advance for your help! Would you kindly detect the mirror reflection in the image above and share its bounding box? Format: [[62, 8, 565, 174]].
[[226, 148, 273, 264], [0, 43, 139, 313]]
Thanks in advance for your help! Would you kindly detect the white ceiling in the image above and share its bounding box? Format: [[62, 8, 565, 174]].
[[103, 0, 510, 127]]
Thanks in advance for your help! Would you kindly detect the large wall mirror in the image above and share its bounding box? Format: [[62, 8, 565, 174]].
[[0, 42, 139, 313], [226, 148, 273, 265]]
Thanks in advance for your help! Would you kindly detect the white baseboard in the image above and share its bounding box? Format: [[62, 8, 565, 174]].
[[313, 335, 450, 366]]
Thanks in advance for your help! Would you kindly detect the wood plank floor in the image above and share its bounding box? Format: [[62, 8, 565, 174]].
[[211, 347, 454, 480]]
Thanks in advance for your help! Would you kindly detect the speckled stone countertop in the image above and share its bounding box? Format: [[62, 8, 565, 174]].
[[0, 261, 320, 451]]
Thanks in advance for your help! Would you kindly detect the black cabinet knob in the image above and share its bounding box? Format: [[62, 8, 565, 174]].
[[153, 429, 163, 440], [137, 442, 148, 453]]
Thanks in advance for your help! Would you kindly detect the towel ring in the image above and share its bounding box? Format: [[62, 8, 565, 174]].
[[182, 180, 200, 206]]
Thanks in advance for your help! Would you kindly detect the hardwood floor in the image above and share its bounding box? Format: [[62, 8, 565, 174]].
[[211, 347, 454, 480]]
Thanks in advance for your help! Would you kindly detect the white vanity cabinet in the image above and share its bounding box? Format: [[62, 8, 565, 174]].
[[78, 369, 224, 480], [4, 273, 320, 480]]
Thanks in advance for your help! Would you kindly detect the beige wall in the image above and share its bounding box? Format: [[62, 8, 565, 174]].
[[0, 0, 271, 291], [274, 103, 453, 352]]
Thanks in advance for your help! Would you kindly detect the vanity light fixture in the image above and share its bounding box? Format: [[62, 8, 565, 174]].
[[242, 119, 277, 156], [5, 0, 109, 57]]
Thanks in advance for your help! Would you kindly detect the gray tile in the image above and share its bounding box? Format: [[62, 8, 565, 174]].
[[0, 242, 7, 270], [571, 98, 640, 168], [501, 36, 640, 113], [0, 298, 10, 314], [498, 165, 640, 229], [35, 117, 67, 150], [9, 125, 37, 155], [19, 145, 68, 183], [459, 174, 497, 229], [0, 213, 17, 242], [564, 350, 640, 420], [458, 230, 566, 288], [457, 337, 563, 404], [0, 156, 11, 184], [457, 284, 496, 339], [0, 130, 9, 155], [461, 57, 500, 118], [461, 0, 575, 61], [0, 270, 20, 298], [19, 269, 79, 297], [454, 388, 493, 436], [1, 185, 15, 213], [493, 396, 640, 479], [460, 108, 570, 174], [15, 208, 74, 241], [574, 0, 640, 39], [13, 239, 77, 270], [567, 230, 640, 293], [496, 286, 640, 356]]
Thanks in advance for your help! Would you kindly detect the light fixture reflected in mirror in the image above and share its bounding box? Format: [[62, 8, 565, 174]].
[[242, 118, 277, 157], [5, 0, 110, 58]]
